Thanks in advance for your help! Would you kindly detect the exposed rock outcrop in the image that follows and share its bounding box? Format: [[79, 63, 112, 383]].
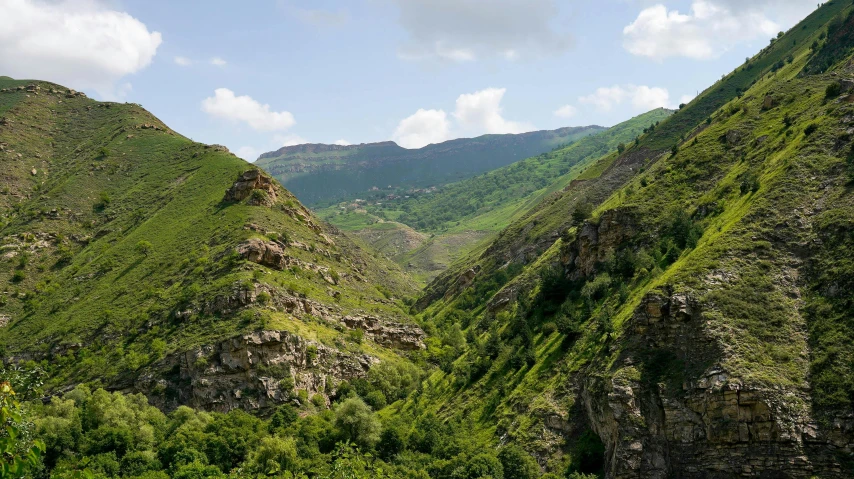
[[225, 169, 278, 205], [443, 265, 481, 300], [561, 208, 637, 280], [189, 282, 426, 351], [341, 315, 426, 350], [138, 330, 376, 412], [582, 290, 854, 478]]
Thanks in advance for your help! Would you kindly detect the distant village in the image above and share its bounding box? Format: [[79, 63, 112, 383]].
[[337, 185, 439, 212]]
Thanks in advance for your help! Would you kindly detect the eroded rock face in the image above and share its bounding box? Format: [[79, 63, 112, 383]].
[[582, 291, 854, 478], [341, 315, 426, 350], [443, 265, 481, 300], [187, 282, 426, 351], [236, 238, 340, 284], [138, 330, 375, 412], [561, 208, 637, 280], [225, 169, 277, 205]]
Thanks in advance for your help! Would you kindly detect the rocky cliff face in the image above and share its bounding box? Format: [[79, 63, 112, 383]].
[[582, 290, 854, 478], [138, 330, 374, 412], [187, 282, 426, 352], [561, 208, 638, 280]]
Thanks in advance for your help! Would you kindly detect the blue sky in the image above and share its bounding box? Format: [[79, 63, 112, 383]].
[[0, 0, 824, 160]]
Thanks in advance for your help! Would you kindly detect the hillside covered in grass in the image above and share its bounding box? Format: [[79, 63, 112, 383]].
[[399, 1, 854, 477], [5, 1, 854, 478], [0, 76, 425, 414], [317, 109, 672, 284], [256, 126, 604, 207]]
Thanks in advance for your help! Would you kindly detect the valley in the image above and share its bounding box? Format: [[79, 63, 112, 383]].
[[2, 1, 854, 478]]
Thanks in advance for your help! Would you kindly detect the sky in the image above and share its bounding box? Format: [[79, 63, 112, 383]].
[[0, 0, 827, 161]]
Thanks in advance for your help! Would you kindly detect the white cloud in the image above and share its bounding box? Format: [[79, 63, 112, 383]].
[[579, 85, 672, 112], [679, 94, 696, 106], [334, 139, 352, 146], [210, 57, 227, 67], [554, 105, 577, 119], [453, 88, 531, 134], [294, 7, 349, 27], [393, 0, 571, 62], [174, 56, 192, 66], [392, 109, 451, 149], [236, 146, 260, 162], [623, 0, 820, 61], [0, 0, 162, 98], [202, 88, 296, 132], [273, 134, 308, 147]]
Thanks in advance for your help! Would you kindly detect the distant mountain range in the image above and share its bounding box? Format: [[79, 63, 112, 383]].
[[255, 126, 605, 206]]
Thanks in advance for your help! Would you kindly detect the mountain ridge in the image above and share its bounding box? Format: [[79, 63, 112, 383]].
[[256, 125, 606, 206]]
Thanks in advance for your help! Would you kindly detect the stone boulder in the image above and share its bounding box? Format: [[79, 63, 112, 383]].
[[237, 238, 289, 270]]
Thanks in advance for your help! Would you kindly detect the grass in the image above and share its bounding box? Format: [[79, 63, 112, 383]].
[[0, 78, 420, 390], [393, 1, 854, 470]]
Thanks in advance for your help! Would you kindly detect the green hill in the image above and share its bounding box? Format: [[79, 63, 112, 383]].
[[256, 126, 605, 206], [403, 2, 854, 477], [0, 77, 423, 413], [5, 1, 854, 478], [318, 109, 672, 284]]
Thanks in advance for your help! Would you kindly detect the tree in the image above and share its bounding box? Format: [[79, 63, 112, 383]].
[[616, 143, 626, 154], [463, 453, 504, 479], [135, 240, 153, 257], [0, 382, 45, 478], [243, 436, 299, 475], [571, 202, 593, 225], [333, 398, 381, 450], [498, 445, 539, 479], [376, 427, 405, 461]]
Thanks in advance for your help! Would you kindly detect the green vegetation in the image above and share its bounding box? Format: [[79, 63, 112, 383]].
[[0, 76, 416, 393], [318, 109, 671, 283], [4, 1, 854, 477], [9, 379, 547, 479], [257, 127, 605, 206]]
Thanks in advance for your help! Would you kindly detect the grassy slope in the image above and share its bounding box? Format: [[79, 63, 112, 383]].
[[0, 78, 418, 389], [318, 109, 672, 284], [396, 1, 854, 473], [418, 0, 849, 309]]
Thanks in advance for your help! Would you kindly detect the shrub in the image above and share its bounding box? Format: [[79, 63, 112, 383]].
[[464, 453, 504, 479], [364, 390, 387, 410], [804, 123, 819, 136], [377, 427, 406, 461], [11, 270, 25, 283], [249, 189, 269, 205], [740, 172, 761, 195], [305, 346, 318, 364], [268, 404, 298, 432], [541, 321, 557, 336], [347, 328, 364, 344], [571, 202, 593, 225], [498, 445, 539, 479], [825, 82, 842, 100]]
